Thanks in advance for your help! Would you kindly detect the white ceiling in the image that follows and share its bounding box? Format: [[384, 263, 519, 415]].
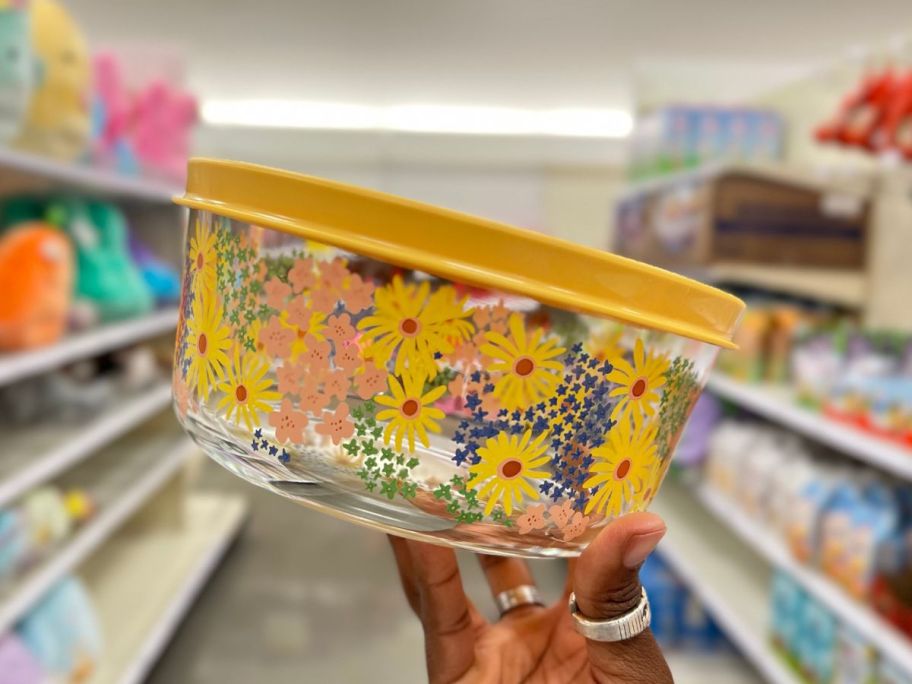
[[66, 0, 912, 110]]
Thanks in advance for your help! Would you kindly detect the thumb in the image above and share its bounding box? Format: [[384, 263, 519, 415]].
[[572, 512, 672, 684]]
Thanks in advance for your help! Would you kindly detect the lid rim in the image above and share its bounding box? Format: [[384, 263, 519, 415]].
[[175, 158, 744, 349]]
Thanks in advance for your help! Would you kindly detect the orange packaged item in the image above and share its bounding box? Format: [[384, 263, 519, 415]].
[[0, 223, 73, 350]]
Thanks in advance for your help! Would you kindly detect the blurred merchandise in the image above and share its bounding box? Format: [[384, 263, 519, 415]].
[[0, 223, 73, 350], [129, 234, 180, 304], [641, 552, 729, 650], [704, 418, 912, 637], [0, 0, 34, 145], [816, 58, 912, 160], [0, 344, 165, 424], [16, 576, 103, 682], [614, 167, 869, 272], [91, 51, 198, 183], [0, 633, 44, 684], [628, 105, 784, 181], [13, 0, 90, 161]]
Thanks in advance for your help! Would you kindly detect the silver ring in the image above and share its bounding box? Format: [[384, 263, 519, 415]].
[[568, 588, 651, 642], [495, 585, 544, 616]]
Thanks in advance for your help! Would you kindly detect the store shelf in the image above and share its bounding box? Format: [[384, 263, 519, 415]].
[[83, 493, 247, 684], [0, 427, 194, 634], [697, 484, 912, 678], [0, 147, 180, 203], [0, 382, 172, 509], [651, 480, 801, 684], [666, 651, 764, 684], [0, 308, 179, 387], [703, 264, 866, 308], [618, 161, 873, 202], [707, 374, 912, 481]]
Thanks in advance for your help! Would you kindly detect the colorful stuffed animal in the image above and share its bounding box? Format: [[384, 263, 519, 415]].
[[0, 634, 44, 684], [16, 576, 103, 682], [0, 508, 28, 580], [129, 234, 180, 303], [0, 223, 72, 350], [130, 79, 197, 182], [13, 0, 89, 160], [90, 52, 138, 175], [0, 0, 34, 144]]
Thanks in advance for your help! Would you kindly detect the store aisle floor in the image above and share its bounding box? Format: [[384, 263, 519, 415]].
[[147, 463, 760, 684], [146, 464, 564, 683]]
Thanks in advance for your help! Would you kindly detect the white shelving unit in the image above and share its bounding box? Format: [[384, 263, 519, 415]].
[[0, 308, 179, 387], [708, 374, 912, 482], [0, 382, 172, 509], [698, 485, 912, 677], [83, 493, 246, 684], [0, 430, 195, 634], [651, 481, 801, 684], [0, 148, 179, 203]]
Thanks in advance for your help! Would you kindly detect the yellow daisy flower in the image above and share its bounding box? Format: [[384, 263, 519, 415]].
[[468, 429, 551, 516], [375, 370, 447, 452], [188, 217, 218, 293], [186, 287, 232, 399], [280, 309, 327, 360], [480, 313, 565, 410], [358, 276, 473, 378], [607, 338, 669, 423], [216, 347, 281, 431], [583, 416, 658, 517]]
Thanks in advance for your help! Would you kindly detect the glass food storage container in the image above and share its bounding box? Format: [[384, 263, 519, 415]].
[[172, 159, 743, 558]]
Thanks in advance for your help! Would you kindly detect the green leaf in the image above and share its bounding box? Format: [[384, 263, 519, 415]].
[[382, 463, 395, 477], [380, 448, 396, 461], [406, 458, 420, 470], [364, 457, 378, 469], [433, 484, 452, 500], [343, 441, 360, 456], [381, 480, 397, 500]]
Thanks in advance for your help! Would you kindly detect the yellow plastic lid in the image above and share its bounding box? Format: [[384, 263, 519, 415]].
[[175, 158, 744, 349]]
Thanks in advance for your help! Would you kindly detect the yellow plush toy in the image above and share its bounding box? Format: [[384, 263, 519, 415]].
[[13, 0, 89, 160]]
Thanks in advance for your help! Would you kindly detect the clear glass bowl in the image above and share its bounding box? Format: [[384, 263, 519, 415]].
[[173, 160, 742, 558]]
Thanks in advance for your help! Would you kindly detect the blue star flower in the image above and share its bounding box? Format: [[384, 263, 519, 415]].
[[250, 438, 259, 452], [279, 449, 290, 464], [254, 428, 263, 439], [268, 444, 279, 456]]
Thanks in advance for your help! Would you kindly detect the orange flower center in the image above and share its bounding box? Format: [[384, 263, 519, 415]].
[[399, 318, 420, 337], [235, 385, 248, 402], [614, 459, 631, 480], [514, 357, 535, 377], [401, 399, 420, 417], [499, 459, 523, 479], [631, 378, 647, 398], [196, 252, 204, 270], [197, 333, 208, 354], [297, 328, 306, 339]]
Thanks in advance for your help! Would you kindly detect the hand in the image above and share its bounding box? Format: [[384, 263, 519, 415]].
[[388, 512, 672, 684]]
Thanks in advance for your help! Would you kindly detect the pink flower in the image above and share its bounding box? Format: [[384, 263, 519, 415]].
[[315, 403, 355, 445], [257, 262, 268, 280], [302, 334, 332, 370], [289, 257, 316, 293], [324, 369, 350, 401], [285, 297, 313, 330], [549, 500, 575, 529], [320, 258, 349, 290], [325, 313, 355, 347], [260, 315, 295, 358], [300, 373, 329, 413], [356, 363, 388, 400], [517, 504, 547, 534], [562, 512, 591, 542], [269, 399, 308, 444], [311, 287, 339, 313], [263, 278, 292, 309], [473, 306, 494, 329], [344, 274, 374, 313], [276, 361, 305, 396], [448, 340, 479, 367], [335, 341, 362, 373], [447, 375, 466, 399], [480, 392, 501, 416]]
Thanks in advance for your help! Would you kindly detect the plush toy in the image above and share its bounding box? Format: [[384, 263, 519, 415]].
[[130, 79, 197, 182], [0, 0, 33, 144], [16, 576, 103, 682], [0, 223, 72, 350], [90, 52, 137, 175], [46, 198, 153, 322], [0, 634, 44, 684], [22, 486, 71, 550], [13, 0, 89, 160], [129, 234, 180, 303], [0, 508, 28, 580]]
